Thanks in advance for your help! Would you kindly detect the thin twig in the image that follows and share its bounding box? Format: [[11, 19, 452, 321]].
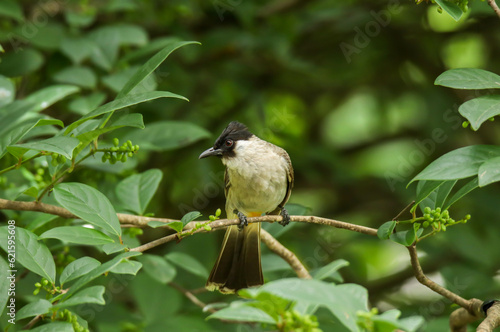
[[449, 299, 483, 332], [487, 0, 500, 18], [169, 282, 216, 313], [260, 229, 312, 279], [407, 245, 470, 308]]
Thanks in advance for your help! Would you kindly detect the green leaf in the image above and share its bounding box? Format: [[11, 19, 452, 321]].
[[207, 302, 275, 324], [181, 211, 202, 227], [165, 221, 184, 233], [53, 66, 97, 89], [0, 48, 44, 77], [0, 75, 15, 107], [0, 256, 9, 316], [313, 259, 350, 280], [0, 0, 24, 22], [435, 68, 500, 90], [68, 92, 107, 115], [62, 252, 140, 299], [126, 121, 210, 151], [412, 180, 445, 213], [60, 37, 96, 64], [53, 183, 121, 237], [119, 37, 181, 64], [0, 227, 56, 284], [147, 220, 170, 228], [55, 285, 105, 308], [459, 95, 500, 131], [164, 252, 209, 279], [117, 40, 200, 98], [390, 228, 416, 246], [255, 279, 368, 331], [102, 243, 128, 255], [64, 91, 188, 135], [30, 322, 74, 332], [434, 0, 463, 21], [102, 66, 157, 94], [12, 136, 80, 159], [39, 226, 115, 245], [16, 299, 52, 320], [60, 257, 101, 286], [139, 254, 176, 284], [478, 156, 500, 187], [116, 169, 163, 215], [434, 180, 457, 209], [410, 145, 500, 183], [377, 221, 396, 240], [109, 260, 142, 275]]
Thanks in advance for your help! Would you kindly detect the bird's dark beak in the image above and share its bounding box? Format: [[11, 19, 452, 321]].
[[199, 147, 223, 159]]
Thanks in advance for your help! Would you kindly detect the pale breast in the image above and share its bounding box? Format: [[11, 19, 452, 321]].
[[223, 139, 289, 215]]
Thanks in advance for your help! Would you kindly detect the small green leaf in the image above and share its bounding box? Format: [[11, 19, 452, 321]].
[[207, 302, 275, 324], [109, 260, 142, 275], [59, 37, 95, 64], [68, 92, 106, 115], [0, 227, 56, 284], [377, 221, 397, 240], [53, 66, 97, 89], [435, 68, 500, 90], [39, 226, 115, 245], [30, 322, 74, 332], [53, 183, 121, 237], [16, 299, 52, 320], [478, 156, 500, 187], [444, 178, 479, 210], [434, 0, 464, 21], [459, 95, 500, 131], [410, 145, 500, 183], [166, 221, 184, 233], [55, 285, 105, 308], [390, 228, 416, 246], [313, 259, 350, 280], [139, 254, 176, 284], [0, 75, 15, 107], [117, 40, 200, 98], [62, 252, 141, 299], [164, 252, 208, 279], [147, 220, 170, 228], [434, 180, 457, 209], [0, 48, 44, 77], [60, 257, 101, 285], [102, 243, 128, 255], [116, 169, 163, 215], [181, 211, 202, 227], [0, 0, 24, 22], [11, 136, 79, 159]]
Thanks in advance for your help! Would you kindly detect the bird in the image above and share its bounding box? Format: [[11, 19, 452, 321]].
[[199, 121, 294, 294]]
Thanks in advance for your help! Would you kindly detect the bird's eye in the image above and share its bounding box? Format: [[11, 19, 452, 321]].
[[225, 139, 233, 147]]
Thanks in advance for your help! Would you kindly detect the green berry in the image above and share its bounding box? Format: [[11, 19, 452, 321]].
[[435, 207, 441, 213], [424, 207, 431, 214], [462, 121, 469, 128], [432, 221, 439, 228], [423, 221, 429, 228], [51, 158, 59, 167], [489, 117, 495, 122], [101, 154, 107, 163], [113, 138, 119, 146], [127, 140, 133, 148], [465, 214, 471, 220], [441, 224, 447, 231], [110, 147, 118, 152], [37, 168, 44, 175], [134, 145, 140, 151], [215, 208, 222, 217], [35, 282, 41, 288], [442, 210, 449, 218], [424, 213, 431, 220], [128, 151, 134, 157], [119, 146, 127, 152], [58, 155, 67, 164], [121, 155, 127, 163], [42, 279, 48, 286], [110, 155, 117, 164]]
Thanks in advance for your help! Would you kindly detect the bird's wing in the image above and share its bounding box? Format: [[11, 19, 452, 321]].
[[278, 153, 294, 209]]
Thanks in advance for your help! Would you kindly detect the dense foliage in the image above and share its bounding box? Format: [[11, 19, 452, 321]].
[[0, 0, 499, 331]]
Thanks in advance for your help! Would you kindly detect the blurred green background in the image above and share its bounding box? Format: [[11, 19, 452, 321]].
[[1, 0, 500, 331]]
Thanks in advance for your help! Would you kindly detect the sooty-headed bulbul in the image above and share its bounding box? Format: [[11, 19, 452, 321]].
[[199, 121, 294, 293]]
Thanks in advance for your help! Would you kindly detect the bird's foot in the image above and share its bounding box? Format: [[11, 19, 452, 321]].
[[279, 207, 290, 227], [234, 210, 248, 231]]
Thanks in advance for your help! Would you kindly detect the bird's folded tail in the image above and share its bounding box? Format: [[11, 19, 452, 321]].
[[206, 218, 262, 294]]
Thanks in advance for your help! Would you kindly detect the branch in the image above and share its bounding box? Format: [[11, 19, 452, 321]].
[[407, 245, 470, 308], [169, 282, 216, 313], [478, 301, 500, 332], [260, 229, 312, 279], [487, 0, 500, 18], [449, 299, 483, 332]]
